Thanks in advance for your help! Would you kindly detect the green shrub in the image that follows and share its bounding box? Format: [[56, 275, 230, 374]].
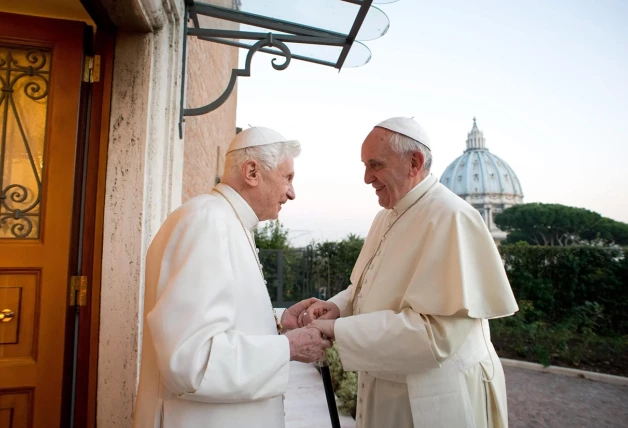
[[490, 300, 628, 370], [326, 344, 357, 418], [500, 244, 628, 334]]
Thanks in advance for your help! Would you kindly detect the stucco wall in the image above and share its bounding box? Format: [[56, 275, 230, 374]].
[[98, 28, 184, 427], [182, 14, 238, 201]]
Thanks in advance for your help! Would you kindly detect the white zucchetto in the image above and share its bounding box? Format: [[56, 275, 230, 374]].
[[227, 126, 299, 154], [375, 117, 431, 150]]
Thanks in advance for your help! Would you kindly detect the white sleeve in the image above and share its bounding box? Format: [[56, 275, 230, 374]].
[[328, 285, 355, 318], [146, 208, 290, 403], [334, 309, 438, 374], [334, 310, 476, 374]]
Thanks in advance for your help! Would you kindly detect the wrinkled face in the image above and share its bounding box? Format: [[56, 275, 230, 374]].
[[362, 128, 415, 209], [255, 157, 296, 221]]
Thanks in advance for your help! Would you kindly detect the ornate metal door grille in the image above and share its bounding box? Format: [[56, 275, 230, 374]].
[[0, 46, 51, 239]]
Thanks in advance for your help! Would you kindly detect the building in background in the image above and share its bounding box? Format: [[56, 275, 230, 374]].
[[0, 1, 236, 426], [440, 118, 524, 243]]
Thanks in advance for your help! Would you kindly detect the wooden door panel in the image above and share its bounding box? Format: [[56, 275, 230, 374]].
[[0, 390, 32, 428], [0, 13, 85, 428], [0, 272, 38, 358], [0, 286, 21, 345], [0, 249, 44, 268]]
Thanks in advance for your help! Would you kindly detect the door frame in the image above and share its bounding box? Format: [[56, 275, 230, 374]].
[[32, 13, 117, 427], [68, 26, 115, 428]]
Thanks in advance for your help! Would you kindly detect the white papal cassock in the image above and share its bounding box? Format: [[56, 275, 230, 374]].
[[133, 183, 290, 428], [329, 174, 518, 428]]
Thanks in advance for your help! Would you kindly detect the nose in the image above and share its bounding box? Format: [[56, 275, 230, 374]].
[[287, 184, 295, 200], [364, 167, 374, 185]]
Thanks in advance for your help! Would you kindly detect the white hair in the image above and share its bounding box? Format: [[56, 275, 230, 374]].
[[389, 132, 432, 172], [225, 141, 301, 178]]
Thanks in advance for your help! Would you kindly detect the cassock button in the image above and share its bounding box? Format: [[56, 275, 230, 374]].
[[359, 398, 363, 403], [361, 383, 365, 388], [359, 413, 363, 419], [369, 264, 374, 270]]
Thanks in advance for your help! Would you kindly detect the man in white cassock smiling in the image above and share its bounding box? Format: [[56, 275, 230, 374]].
[[133, 127, 332, 428], [300, 117, 519, 428]]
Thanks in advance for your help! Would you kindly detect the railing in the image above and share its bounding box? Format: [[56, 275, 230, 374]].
[[260, 246, 317, 307]]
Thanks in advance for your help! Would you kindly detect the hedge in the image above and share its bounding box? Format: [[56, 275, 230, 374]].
[[499, 244, 628, 334]]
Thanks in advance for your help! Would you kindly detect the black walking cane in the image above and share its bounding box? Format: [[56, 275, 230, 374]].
[[317, 353, 341, 428]]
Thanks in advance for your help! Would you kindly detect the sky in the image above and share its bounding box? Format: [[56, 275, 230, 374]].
[[235, 0, 628, 247]]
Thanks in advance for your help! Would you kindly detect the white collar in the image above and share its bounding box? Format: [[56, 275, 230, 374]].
[[393, 174, 437, 213], [212, 183, 259, 230]]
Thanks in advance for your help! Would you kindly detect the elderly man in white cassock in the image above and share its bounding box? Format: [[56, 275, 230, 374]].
[[132, 127, 332, 428], [300, 117, 519, 428]]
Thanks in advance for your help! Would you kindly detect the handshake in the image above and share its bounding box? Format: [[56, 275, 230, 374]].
[[282, 298, 341, 364]]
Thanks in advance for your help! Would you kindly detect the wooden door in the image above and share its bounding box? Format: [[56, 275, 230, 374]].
[[0, 13, 85, 428]]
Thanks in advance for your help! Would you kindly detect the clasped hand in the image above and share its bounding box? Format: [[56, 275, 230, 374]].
[[281, 298, 341, 362]]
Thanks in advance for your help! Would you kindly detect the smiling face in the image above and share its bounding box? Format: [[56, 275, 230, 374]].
[[254, 157, 295, 221], [362, 128, 422, 209]]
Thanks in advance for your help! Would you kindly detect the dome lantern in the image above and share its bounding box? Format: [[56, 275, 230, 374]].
[[466, 117, 487, 150]]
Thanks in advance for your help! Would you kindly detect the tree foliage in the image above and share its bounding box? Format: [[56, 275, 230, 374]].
[[312, 234, 364, 299], [254, 220, 291, 250], [255, 221, 317, 303], [494, 203, 628, 246], [583, 217, 628, 245]]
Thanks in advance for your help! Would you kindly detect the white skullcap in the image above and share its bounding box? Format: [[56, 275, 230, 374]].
[[375, 117, 431, 151], [227, 126, 299, 154]]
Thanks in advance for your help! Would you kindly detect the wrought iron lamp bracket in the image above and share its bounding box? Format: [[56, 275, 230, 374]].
[[183, 32, 292, 119]]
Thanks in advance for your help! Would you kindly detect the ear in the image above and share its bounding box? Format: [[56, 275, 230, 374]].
[[409, 151, 424, 177], [242, 159, 260, 187]]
